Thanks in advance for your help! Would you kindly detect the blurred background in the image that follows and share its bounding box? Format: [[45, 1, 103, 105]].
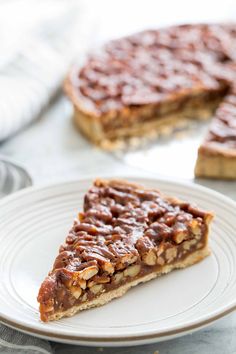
[[0, 0, 236, 195], [1, 1, 236, 353]]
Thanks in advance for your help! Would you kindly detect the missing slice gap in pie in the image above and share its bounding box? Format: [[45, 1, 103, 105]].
[[37, 179, 213, 322]]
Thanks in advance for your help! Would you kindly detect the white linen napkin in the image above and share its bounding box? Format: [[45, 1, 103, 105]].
[[0, 0, 94, 141]]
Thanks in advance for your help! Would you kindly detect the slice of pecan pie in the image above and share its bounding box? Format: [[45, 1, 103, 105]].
[[37, 179, 213, 322]]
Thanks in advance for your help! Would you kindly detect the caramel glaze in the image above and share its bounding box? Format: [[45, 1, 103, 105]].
[[38, 180, 212, 321]]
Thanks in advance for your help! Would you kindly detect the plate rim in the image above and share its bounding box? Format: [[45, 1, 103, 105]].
[[1, 304, 236, 345], [0, 174, 236, 208], [1, 175, 236, 345]]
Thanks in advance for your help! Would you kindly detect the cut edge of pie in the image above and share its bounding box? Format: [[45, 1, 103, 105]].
[[42, 247, 210, 322], [37, 178, 214, 322], [64, 71, 226, 149]]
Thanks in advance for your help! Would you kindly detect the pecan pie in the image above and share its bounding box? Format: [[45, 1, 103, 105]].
[[37, 179, 213, 322], [65, 23, 236, 179], [195, 89, 236, 178]]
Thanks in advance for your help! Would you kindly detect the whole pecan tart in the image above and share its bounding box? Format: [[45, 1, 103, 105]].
[[65, 23, 236, 179], [37, 179, 213, 322]]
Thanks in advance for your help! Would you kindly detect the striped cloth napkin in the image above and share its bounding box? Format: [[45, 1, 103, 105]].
[[0, 324, 52, 354], [0, 0, 94, 142]]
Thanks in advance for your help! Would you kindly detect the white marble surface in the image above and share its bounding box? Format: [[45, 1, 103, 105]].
[[0, 96, 139, 184]]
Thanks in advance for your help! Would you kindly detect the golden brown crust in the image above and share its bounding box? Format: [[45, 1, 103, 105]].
[[195, 149, 236, 179]]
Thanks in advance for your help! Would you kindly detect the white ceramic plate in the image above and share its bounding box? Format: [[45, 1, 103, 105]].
[[0, 177, 236, 346]]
